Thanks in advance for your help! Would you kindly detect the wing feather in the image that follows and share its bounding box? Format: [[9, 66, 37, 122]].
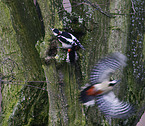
[[90, 52, 127, 84], [96, 92, 134, 118]]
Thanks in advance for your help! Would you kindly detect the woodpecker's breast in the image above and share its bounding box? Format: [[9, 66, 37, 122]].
[[61, 43, 72, 48], [93, 81, 113, 94]]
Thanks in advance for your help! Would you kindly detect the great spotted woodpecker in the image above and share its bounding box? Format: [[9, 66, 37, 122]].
[[80, 52, 134, 118], [50, 28, 84, 50], [50, 28, 84, 63]]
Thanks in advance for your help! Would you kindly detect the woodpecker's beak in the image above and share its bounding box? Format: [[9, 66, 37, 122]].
[[49, 27, 56, 35], [49, 27, 53, 31], [109, 80, 121, 86], [115, 80, 121, 84]]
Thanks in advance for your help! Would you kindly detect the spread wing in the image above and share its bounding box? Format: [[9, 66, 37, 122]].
[[90, 52, 127, 85], [96, 91, 134, 118]]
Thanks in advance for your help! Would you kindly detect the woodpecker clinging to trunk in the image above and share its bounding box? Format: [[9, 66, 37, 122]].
[[50, 28, 84, 50], [80, 52, 134, 118], [50, 28, 84, 63]]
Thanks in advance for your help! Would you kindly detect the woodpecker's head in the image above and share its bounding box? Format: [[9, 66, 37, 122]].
[[108, 80, 120, 87], [51, 28, 61, 36]]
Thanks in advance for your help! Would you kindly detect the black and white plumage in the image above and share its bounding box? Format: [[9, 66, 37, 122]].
[[66, 47, 78, 63], [50, 28, 84, 49], [96, 92, 134, 118], [80, 52, 134, 118]]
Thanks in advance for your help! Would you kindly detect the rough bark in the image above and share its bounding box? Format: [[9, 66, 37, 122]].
[[1, 0, 48, 125]]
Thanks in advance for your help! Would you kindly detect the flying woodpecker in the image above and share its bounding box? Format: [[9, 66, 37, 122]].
[[80, 52, 134, 118], [50, 28, 84, 50]]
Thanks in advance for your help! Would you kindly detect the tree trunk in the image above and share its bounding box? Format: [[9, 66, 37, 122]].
[[1, 0, 48, 125]]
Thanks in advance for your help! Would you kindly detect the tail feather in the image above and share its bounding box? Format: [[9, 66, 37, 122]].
[[66, 46, 78, 63], [79, 44, 85, 50], [69, 50, 76, 63], [74, 39, 85, 50], [66, 50, 78, 63], [77, 42, 85, 50]]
